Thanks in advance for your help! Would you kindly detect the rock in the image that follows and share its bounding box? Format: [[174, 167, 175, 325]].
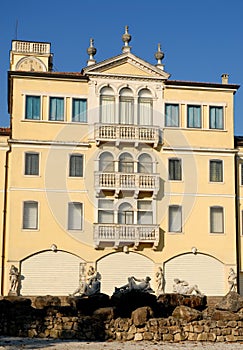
[[93, 307, 114, 321], [215, 292, 243, 312], [110, 290, 157, 318], [172, 305, 202, 322], [157, 293, 207, 317], [203, 307, 240, 321], [132, 306, 153, 327], [34, 295, 61, 309], [66, 293, 110, 315]]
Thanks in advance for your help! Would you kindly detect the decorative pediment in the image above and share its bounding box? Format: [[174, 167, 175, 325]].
[[83, 52, 170, 80]]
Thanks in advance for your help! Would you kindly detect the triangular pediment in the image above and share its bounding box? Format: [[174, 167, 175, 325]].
[[83, 52, 170, 80]]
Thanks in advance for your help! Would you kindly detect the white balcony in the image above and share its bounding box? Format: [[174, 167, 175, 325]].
[[93, 224, 160, 249], [94, 172, 160, 198], [94, 123, 161, 148], [12, 40, 51, 54]]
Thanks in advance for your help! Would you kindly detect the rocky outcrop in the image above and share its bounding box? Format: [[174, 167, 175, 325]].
[[0, 292, 243, 342], [172, 305, 202, 322], [215, 292, 243, 312]]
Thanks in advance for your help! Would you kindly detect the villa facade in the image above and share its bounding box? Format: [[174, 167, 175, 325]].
[[0, 28, 242, 296]]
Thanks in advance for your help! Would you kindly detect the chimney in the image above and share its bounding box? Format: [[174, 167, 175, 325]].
[[221, 73, 229, 84]]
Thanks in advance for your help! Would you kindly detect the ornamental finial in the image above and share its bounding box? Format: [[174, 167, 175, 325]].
[[154, 43, 164, 70], [87, 38, 97, 66], [122, 25, 132, 53]]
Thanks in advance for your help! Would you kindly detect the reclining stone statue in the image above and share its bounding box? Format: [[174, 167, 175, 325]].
[[114, 276, 154, 294], [173, 278, 203, 296]]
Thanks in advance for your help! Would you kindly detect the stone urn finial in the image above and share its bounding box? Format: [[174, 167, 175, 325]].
[[87, 38, 97, 66], [155, 43, 164, 70], [122, 25, 132, 53]]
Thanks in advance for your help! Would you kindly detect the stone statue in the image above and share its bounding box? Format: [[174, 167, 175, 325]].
[[114, 276, 154, 294], [155, 266, 165, 296], [173, 278, 203, 296], [70, 267, 101, 297], [9, 265, 19, 295], [228, 268, 237, 292]]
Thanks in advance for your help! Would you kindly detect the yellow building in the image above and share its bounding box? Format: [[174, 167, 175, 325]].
[[1, 28, 241, 296]]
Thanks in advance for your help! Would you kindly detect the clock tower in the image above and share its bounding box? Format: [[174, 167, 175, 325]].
[[10, 40, 53, 72]]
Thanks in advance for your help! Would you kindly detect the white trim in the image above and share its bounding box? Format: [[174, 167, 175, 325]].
[[165, 84, 238, 93], [164, 192, 235, 198], [22, 91, 88, 99], [162, 147, 236, 155], [9, 139, 90, 148], [9, 187, 88, 193], [164, 100, 227, 107]]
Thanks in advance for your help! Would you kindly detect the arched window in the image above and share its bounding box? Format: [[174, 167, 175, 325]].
[[99, 152, 114, 172], [138, 89, 152, 125], [100, 86, 115, 123], [119, 88, 134, 124], [138, 153, 153, 173], [118, 202, 134, 224], [119, 152, 134, 173]]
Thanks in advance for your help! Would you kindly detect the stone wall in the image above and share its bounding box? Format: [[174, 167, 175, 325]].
[[0, 292, 243, 342]]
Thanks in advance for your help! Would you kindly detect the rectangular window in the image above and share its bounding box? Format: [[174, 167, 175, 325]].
[[210, 160, 223, 182], [72, 98, 87, 123], [139, 98, 152, 125], [137, 201, 153, 224], [23, 201, 38, 229], [49, 97, 64, 121], [169, 158, 182, 181], [25, 96, 40, 120], [210, 206, 224, 233], [165, 104, 179, 127], [100, 96, 115, 123], [69, 154, 83, 177], [187, 105, 201, 128], [98, 199, 114, 223], [120, 98, 134, 124], [241, 210, 243, 235], [68, 202, 83, 230], [169, 205, 182, 232], [25, 153, 39, 176], [241, 163, 243, 186], [209, 106, 223, 129]]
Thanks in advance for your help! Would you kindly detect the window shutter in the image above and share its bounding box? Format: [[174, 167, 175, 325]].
[[169, 206, 182, 232], [210, 207, 224, 233], [23, 202, 38, 229], [68, 203, 82, 230]]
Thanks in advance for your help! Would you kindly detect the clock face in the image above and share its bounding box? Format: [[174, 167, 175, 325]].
[[17, 58, 45, 72]]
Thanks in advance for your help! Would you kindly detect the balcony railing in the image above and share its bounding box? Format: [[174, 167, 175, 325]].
[[12, 40, 51, 54], [94, 123, 161, 147], [93, 224, 160, 249], [95, 172, 160, 198]]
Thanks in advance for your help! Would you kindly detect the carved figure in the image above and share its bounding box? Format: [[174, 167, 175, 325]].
[[173, 278, 203, 296], [228, 268, 237, 292], [155, 266, 165, 295], [9, 265, 19, 294], [70, 267, 101, 297], [115, 276, 154, 294]]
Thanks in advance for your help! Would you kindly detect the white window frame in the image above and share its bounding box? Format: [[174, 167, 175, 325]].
[[68, 202, 83, 231], [69, 154, 84, 178], [168, 205, 182, 233], [22, 201, 39, 230], [209, 159, 223, 183], [168, 158, 182, 181], [210, 206, 224, 234], [24, 152, 40, 176]]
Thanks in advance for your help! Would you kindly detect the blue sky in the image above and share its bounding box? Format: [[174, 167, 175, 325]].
[[1, 0, 243, 133]]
